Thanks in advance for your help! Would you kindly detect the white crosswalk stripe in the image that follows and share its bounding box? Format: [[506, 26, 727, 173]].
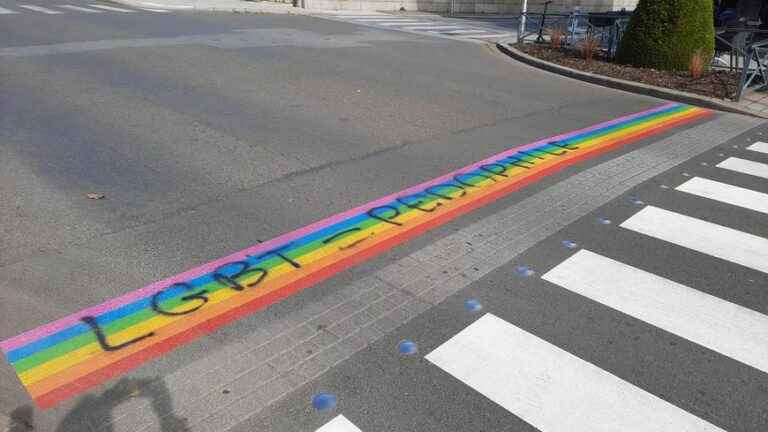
[[58, 5, 103, 13], [676, 176, 768, 214], [747, 141, 768, 154], [139, 1, 190, 8], [88, 4, 136, 12], [542, 249, 768, 374], [400, 25, 463, 30], [377, 21, 434, 26], [437, 29, 490, 34], [352, 18, 416, 22], [421, 157, 768, 429], [331, 15, 386, 18], [427, 313, 725, 432], [316, 415, 363, 432], [17, 5, 62, 14], [461, 33, 513, 39], [620, 205, 768, 273], [0, 3, 167, 14], [717, 156, 768, 179], [327, 15, 513, 42]]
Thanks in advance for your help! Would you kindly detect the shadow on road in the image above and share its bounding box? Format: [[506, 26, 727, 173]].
[[8, 405, 34, 432], [53, 377, 189, 432]]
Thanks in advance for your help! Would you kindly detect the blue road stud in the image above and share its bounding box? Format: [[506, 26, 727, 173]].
[[464, 299, 483, 312], [312, 393, 337, 411], [516, 265, 535, 277], [397, 340, 418, 355], [562, 240, 578, 249], [597, 217, 612, 225]]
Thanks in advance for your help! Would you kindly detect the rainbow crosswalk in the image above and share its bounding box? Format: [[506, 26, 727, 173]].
[[0, 103, 711, 409]]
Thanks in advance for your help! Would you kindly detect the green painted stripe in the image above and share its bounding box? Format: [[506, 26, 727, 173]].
[[14, 106, 692, 372]]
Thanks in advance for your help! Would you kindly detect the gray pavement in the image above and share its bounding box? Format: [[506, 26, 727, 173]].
[[0, 6, 765, 432], [235, 117, 768, 432]]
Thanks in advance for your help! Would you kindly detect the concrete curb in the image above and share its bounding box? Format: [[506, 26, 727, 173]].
[[496, 39, 768, 119]]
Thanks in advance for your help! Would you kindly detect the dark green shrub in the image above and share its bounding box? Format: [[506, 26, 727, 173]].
[[616, 0, 715, 71]]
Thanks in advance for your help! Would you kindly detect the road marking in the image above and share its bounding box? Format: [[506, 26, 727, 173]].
[[747, 141, 768, 154], [676, 177, 768, 214], [140, 1, 192, 8], [17, 5, 62, 13], [437, 30, 490, 34], [352, 18, 417, 22], [58, 5, 103, 12], [0, 103, 711, 410], [332, 15, 386, 18], [0, 6, 17, 13], [139, 7, 169, 12], [620, 206, 768, 273], [426, 314, 725, 432], [88, 4, 136, 11], [716, 156, 768, 179], [316, 415, 363, 432], [400, 25, 464, 30], [378, 21, 434, 26], [463, 33, 513, 38], [542, 249, 768, 374]]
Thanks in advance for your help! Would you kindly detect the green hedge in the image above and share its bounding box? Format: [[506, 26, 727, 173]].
[[616, 0, 715, 71]]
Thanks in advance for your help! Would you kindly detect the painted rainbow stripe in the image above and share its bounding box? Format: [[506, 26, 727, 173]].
[[0, 103, 711, 409]]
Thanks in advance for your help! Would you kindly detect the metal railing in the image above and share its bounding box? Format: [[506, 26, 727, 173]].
[[735, 35, 768, 100], [516, 11, 630, 60], [517, 11, 768, 101]]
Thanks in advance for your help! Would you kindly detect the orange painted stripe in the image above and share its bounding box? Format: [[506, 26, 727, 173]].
[[32, 107, 710, 408]]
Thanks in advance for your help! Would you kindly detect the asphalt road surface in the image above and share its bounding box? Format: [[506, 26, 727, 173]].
[[0, 6, 766, 432]]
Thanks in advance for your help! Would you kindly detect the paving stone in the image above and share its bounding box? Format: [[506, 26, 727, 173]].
[[268, 340, 320, 372], [107, 114, 761, 431], [308, 329, 340, 348], [327, 309, 376, 338]]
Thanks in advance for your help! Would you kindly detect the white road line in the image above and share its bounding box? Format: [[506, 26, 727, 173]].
[[542, 249, 768, 374], [620, 206, 768, 273], [331, 15, 386, 18], [58, 5, 103, 12], [88, 4, 136, 12], [717, 156, 768, 179], [462, 33, 512, 38], [352, 18, 416, 22], [139, 8, 169, 12], [377, 21, 434, 26], [437, 29, 490, 34], [400, 25, 463, 30], [747, 141, 768, 154], [426, 313, 725, 432], [676, 177, 768, 215], [17, 5, 62, 13], [0, 6, 18, 13], [316, 415, 363, 432], [140, 1, 192, 8]]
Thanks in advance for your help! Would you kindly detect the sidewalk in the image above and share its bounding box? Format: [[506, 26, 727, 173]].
[[740, 88, 768, 116], [496, 39, 768, 119]]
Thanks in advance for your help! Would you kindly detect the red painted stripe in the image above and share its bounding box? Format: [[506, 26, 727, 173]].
[[35, 108, 710, 409]]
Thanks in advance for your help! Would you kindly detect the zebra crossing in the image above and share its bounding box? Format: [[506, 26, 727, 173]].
[[315, 141, 768, 431], [317, 415, 362, 432], [325, 14, 513, 42], [0, 2, 168, 15]]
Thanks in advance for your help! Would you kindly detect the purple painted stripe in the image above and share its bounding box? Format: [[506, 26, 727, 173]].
[[0, 102, 678, 352]]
